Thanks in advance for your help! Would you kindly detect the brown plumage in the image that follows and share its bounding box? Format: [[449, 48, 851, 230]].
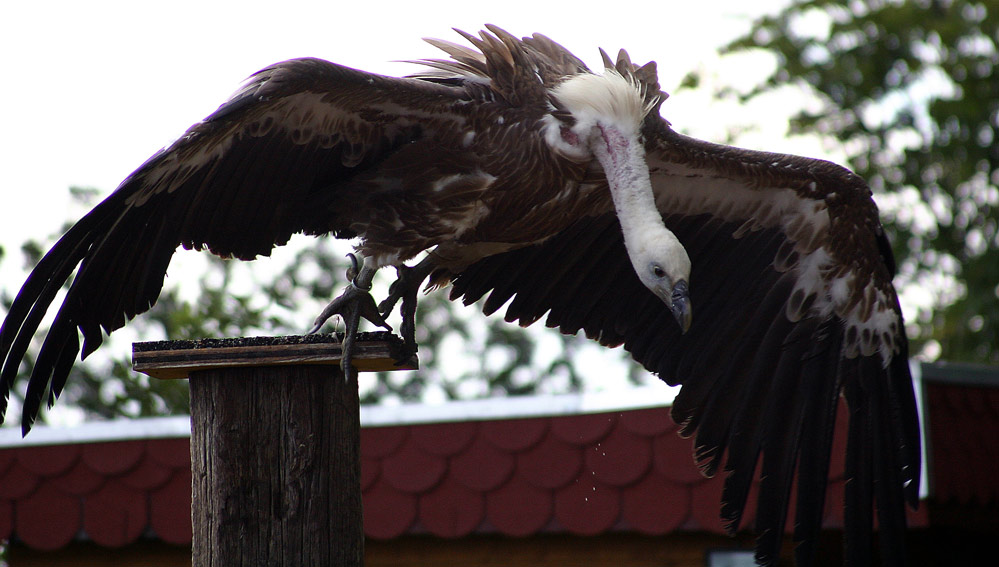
[[0, 25, 918, 567]]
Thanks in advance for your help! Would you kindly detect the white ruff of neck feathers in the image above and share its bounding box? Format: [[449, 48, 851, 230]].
[[551, 71, 657, 136], [552, 71, 688, 282]]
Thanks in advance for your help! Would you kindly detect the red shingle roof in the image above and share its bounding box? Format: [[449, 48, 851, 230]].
[[924, 380, 999, 505], [0, 437, 192, 549], [0, 387, 945, 551]]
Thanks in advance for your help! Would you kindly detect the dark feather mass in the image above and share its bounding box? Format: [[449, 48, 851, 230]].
[[0, 25, 919, 566]]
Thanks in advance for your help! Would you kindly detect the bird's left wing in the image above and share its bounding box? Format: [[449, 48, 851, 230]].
[[0, 58, 464, 432], [448, 117, 920, 566]]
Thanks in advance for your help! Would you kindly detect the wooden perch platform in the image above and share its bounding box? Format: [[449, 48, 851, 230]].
[[132, 331, 417, 567], [132, 331, 418, 379]]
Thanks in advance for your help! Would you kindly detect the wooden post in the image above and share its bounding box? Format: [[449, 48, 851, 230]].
[[190, 363, 359, 565], [133, 332, 417, 567]]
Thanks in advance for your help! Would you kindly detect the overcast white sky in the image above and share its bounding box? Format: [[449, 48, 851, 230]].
[[2, 0, 860, 421], [0, 0, 821, 245]]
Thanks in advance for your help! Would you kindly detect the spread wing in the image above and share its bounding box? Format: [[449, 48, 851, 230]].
[[0, 58, 463, 432], [448, 117, 920, 566]]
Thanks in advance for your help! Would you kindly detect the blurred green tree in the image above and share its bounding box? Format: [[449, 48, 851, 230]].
[[698, 0, 998, 363], [2, 187, 624, 425]]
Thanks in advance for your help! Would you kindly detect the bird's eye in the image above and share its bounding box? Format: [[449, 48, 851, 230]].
[[652, 265, 666, 278]]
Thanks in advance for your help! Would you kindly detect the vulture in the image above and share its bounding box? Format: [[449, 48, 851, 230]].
[[0, 26, 919, 566]]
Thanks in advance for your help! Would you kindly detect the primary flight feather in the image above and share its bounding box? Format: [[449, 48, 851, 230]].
[[0, 25, 919, 566]]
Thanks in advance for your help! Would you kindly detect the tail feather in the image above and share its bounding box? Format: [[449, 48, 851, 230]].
[[0, 192, 131, 431], [790, 321, 843, 566], [0, 212, 106, 414], [21, 313, 80, 434]]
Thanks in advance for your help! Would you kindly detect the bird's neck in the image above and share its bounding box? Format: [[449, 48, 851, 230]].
[[593, 125, 671, 255]]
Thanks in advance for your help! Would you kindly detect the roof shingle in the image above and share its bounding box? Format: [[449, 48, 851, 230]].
[[0, 392, 940, 550]]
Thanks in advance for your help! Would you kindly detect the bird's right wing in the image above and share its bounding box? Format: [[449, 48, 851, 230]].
[[447, 117, 920, 566]]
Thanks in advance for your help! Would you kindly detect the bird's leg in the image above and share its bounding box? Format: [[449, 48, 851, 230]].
[[309, 254, 391, 376], [377, 256, 436, 358]]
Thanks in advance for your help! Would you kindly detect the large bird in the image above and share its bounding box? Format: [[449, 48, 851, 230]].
[[0, 26, 918, 566]]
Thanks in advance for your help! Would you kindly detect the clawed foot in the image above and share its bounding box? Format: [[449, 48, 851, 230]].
[[310, 254, 435, 377], [309, 255, 391, 376], [377, 258, 435, 361]]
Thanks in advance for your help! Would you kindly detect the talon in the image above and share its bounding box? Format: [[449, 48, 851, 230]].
[[342, 359, 358, 383], [310, 257, 391, 374], [346, 253, 368, 289], [375, 257, 437, 363], [313, 254, 434, 375]]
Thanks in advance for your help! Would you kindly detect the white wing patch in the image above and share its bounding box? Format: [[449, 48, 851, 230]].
[[649, 160, 901, 366], [649, 162, 831, 250], [433, 171, 497, 237]]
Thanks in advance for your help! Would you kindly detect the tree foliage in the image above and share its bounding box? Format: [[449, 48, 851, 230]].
[[715, 0, 998, 363], [2, 188, 635, 425]]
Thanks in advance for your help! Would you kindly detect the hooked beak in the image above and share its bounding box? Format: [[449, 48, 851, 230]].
[[670, 280, 692, 334]]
